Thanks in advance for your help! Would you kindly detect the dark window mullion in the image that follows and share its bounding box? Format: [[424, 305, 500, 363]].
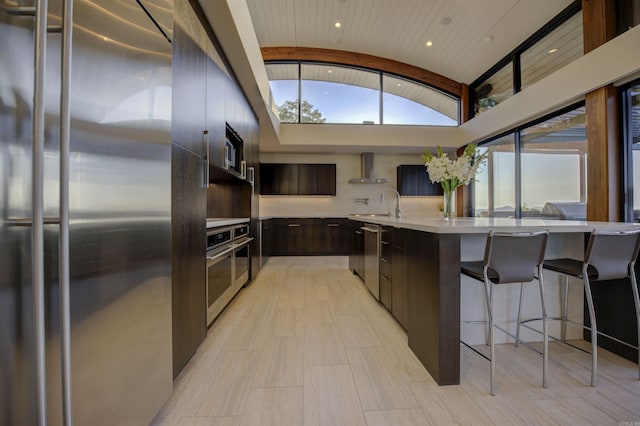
[[379, 72, 384, 125], [513, 54, 522, 93], [515, 131, 522, 219], [297, 62, 302, 123]]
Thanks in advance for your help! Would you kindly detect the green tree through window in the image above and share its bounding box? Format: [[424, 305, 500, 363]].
[[277, 100, 326, 123]]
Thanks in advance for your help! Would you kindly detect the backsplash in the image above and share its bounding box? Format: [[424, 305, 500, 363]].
[[259, 153, 442, 218]]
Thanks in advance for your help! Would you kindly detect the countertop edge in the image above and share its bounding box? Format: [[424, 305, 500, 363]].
[[347, 215, 640, 234]]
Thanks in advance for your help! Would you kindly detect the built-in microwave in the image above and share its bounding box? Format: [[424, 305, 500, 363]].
[[224, 138, 237, 170], [225, 123, 243, 175]]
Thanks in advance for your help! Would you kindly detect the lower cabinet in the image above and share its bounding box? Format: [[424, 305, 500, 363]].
[[349, 220, 365, 280], [270, 218, 350, 255], [391, 228, 408, 329], [379, 226, 393, 311]]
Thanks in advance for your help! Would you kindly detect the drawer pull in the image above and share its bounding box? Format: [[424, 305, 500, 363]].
[[327, 224, 340, 227], [288, 224, 301, 227]]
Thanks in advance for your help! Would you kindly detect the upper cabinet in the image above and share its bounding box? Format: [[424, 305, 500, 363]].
[[205, 39, 227, 170], [171, 0, 207, 156], [397, 165, 443, 196], [260, 163, 336, 196]]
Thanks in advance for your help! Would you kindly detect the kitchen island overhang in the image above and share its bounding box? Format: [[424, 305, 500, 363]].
[[349, 215, 640, 386]]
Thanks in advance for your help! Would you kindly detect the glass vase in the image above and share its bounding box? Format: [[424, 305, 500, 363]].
[[442, 188, 455, 219]]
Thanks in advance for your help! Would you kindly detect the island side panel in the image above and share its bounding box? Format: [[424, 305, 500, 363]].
[[407, 230, 461, 385]]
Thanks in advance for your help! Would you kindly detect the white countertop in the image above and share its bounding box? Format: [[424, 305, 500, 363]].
[[206, 218, 250, 228], [348, 215, 640, 234]]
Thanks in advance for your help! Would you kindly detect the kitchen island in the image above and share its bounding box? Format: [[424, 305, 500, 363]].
[[349, 215, 639, 386]]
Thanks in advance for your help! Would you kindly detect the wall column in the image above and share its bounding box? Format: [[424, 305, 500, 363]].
[[583, 0, 620, 221]]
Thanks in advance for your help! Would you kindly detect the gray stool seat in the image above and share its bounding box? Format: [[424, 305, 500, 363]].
[[543, 258, 596, 279], [460, 261, 499, 282], [460, 230, 549, 395], [541, 229, 640, 387]]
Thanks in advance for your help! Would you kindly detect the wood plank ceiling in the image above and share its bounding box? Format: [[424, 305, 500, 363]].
[[245, 0, 575, 85]]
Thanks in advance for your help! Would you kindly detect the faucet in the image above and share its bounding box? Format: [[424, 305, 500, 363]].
[[381, 189, 403, 218]]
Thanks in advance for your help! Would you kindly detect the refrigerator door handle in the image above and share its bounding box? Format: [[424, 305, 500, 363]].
[[59, 0, 74, 424], [203, 130, 210, 189], [33, 0, 49, 424]]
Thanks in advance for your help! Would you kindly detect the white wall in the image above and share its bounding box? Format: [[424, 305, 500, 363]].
[[259, 153, 443, 218]]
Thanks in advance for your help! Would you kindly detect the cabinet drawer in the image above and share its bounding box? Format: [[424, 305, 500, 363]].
[[380, 256, 392, 280], [379, 274, 392, 310]]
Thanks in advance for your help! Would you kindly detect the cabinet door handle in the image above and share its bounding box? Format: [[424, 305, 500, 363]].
[[288, 224, 301, 227], [327, 224, 340, 227], [203, 130, 210, 188], [381, 240, 390, 245], [355, 230, 363, 235]]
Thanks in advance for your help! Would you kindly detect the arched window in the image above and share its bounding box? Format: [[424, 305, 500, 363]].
[[265, 62, 459, 126]]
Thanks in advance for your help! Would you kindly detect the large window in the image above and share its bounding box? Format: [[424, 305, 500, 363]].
[[474, 63, 513, 116], [520, 107, 586, 219], [624, 82, 640, 222], [265, 62, 459, 126], [470, 3, 582, 118], [472, 104, 586, 220], [265, 63, 299, 122], [301, 64, 379, 124], [520, 11, 583, 90], [473, 134, 516, 217]]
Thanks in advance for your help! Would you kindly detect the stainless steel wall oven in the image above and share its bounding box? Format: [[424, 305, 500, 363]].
[[233, 224, 252, 288], [206, 227, 233, 325], [206, 222, 253, 325]]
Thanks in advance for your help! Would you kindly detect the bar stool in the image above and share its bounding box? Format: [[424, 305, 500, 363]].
[[540, 229, 640, 386], [461, 230, 549, 395]]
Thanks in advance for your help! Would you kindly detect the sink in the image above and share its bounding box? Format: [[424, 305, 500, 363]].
[[349, 213, 390, 217]]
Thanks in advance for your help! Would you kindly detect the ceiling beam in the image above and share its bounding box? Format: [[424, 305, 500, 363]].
[[260, 46, 463, 98]]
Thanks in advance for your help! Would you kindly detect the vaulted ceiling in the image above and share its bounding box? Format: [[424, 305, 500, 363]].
[[245, 0, 575, 85]]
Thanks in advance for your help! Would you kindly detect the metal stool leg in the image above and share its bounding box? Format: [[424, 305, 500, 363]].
[[483, 280, 491, 346], [537, 266, 548, 388], [487, 279, 496, 396], [629, 265, 640, 380], [515, 282, 524, 348], [561, 275, 569, 342], [583, 269, 598, 387]]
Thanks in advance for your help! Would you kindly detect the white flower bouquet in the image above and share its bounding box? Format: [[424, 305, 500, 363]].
[[422, 144, 487, 218]]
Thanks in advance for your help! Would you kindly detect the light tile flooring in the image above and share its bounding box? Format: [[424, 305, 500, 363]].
[[153, 257, 640, 426]]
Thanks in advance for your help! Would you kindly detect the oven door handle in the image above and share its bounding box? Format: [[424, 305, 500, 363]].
[[234, 237, 254, 249], [207, 246, 234, 261]]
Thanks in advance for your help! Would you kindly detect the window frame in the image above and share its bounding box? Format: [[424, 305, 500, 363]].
[[472, 101, 586, 218], [265, 60, 460, 126], [469, 0, 582, 119]]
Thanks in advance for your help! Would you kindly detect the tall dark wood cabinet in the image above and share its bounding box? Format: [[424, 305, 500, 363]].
[[170, 144, 206, 379], [171, 0, 208, 379], [391, 228, 408, 329]]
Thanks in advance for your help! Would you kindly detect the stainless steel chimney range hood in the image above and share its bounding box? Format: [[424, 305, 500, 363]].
[[348, 153, 390, 184]]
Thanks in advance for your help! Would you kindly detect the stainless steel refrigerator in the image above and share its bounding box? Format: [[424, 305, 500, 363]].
[[0, 0, 173, 424]]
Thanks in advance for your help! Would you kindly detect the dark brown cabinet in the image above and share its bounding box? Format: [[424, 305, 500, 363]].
[[391, 228, 408, 329], [270, 218, 349, 255], [260, 163, 336, 196], [397, 165, 443, 196], [350, 220, 365, 280], [171, 144, 206, 378], [172, 0, 206, 156], [379, 226, 393, 311]]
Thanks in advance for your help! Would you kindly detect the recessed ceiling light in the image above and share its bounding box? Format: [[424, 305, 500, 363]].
[[484, 35, 494, 43], [548, 48, 558, 54], [334, 21, 342, 28], [327, 69, 333, 74], [441, 17, 452, 26], [396, 83, 402, 87], [425, 40, 433, 47]]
